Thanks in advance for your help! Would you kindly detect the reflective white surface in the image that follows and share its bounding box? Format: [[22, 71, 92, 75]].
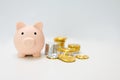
[[0, 39, 119, 80]]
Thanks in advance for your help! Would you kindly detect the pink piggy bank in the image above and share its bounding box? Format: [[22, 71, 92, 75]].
[[14, 22, 45, 58]]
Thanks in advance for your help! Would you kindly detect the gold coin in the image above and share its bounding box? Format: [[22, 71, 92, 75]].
[[58, 54, 76, 63], [60, 48, 75, 52], [68, 44, 80, 52], [57, 48, 66, 52], [58, 54, 64, 59], [68, 44, 80, 49], [76, 54, 89, 60], [57, 48, 75, 56], [57, 42, 65, 48], [54, 36, 67, 42], [83, 55, 89, 59], [76, 55, 83, 59]]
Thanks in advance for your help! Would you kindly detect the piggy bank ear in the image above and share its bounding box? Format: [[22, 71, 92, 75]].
[[16, 22, 25, 30], [34, 22, 43, 30]]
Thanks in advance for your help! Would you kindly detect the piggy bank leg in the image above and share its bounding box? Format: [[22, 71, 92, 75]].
[[33, 53, 41, 57], [18, 53, 26, 58]]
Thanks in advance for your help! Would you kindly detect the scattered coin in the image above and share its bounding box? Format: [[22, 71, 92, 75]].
[[46, 37, 89, 63], [58, 54, 76, 63], [76, 54, 89, 60]]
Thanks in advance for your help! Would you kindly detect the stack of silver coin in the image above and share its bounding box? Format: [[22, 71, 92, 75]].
[[45, 43, 59, 59]]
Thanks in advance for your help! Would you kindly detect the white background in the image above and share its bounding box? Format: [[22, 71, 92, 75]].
[[0, 0, 120, 80]]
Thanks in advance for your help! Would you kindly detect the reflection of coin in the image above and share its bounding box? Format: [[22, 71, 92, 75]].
[[45, 44, 49, 55], [76, 54, 89, 60], [58, 54, 76, 63]]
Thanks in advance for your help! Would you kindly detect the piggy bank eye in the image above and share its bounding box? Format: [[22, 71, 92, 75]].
[[21, 32, 24, 35], [34, 32, 37, 35]]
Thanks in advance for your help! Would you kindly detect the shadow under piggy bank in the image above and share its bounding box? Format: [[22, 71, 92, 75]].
[[17, 53, 45, 61]]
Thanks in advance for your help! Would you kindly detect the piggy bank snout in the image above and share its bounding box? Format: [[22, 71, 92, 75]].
[[23, 38, 35, 49]]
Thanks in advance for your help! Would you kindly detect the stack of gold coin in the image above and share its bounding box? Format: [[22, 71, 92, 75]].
[[58, 54, 76, 63], [68, 44, 80, 54], [54, 36, 67, 48], [58, 48, 76, 63], [57, 48, 75, 55], [57, 47, 65, 52]]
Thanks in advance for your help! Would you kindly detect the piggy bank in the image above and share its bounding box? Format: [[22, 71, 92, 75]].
[[14, 22, 45, 58]]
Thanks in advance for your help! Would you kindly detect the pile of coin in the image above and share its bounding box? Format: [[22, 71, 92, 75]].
[[45, 36, 89, 63]]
